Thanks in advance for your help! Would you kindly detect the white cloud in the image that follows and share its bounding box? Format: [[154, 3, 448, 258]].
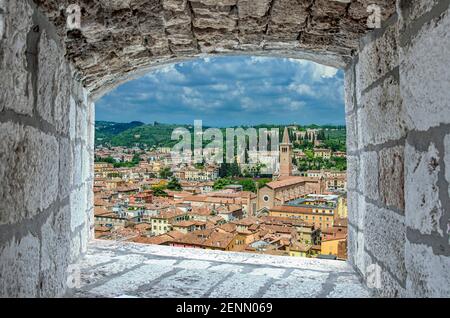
[[288, 58, 338, 81], [312, 64, 338, 79], [288, 83, 316, 97]]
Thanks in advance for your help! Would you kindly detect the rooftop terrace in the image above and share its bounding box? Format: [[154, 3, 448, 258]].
[[72, 240, 370, 298]]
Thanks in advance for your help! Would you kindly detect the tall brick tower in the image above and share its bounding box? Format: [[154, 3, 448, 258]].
[[279, 127, 293, 178]]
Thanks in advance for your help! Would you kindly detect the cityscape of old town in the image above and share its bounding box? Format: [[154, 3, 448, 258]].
[[2, 0, 449, 300], [93, 123, 348, 260]]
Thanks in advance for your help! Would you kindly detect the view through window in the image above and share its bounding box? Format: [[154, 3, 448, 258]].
[[93, 56, 347, 260]]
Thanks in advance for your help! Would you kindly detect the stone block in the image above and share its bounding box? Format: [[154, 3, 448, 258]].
[[346, 155, 359, 190], [364, 202, 406, 282], [70, 186, 87, 232], [36, 30, 71, 136], [0, 122, 59, 225], [405, 241, 450, 297], [347, 223, 360, 268], [379, 145, 405, 211], [162, 0, 188, 12], [238, 0, 271, 18], [58, 137, 73, 200], [81, 144, 91, 184], [40, 204, 71, 297], [76, 104, 88, 144], [345, 111, 358, 152], [0, 234, 40, 297], [0, 0, 34, 115], [445, 134, 450, 198], [354, 230, 366, 276], [398, 0, 440, 31], [347, 190, 359, 225], [399, 6, 450, 131], [357, 22, 399, 91], [344, 64, 355, 114], [405, 142, 444, 236], [358, 75, 408, 148], [348, 191, 365, 230], [364, 252, 407, 298], [69, 231, 81, 264], [359, 151, 379, 201], [72, 143, 83, 187], [69, 96, 77, 140]]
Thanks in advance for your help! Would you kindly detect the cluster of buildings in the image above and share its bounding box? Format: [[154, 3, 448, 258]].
[[93, 127, 348, 260]]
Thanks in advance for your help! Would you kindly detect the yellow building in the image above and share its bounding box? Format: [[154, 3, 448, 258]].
[[268, 205, 335, 230], [286, 243, 312, 257], [321, 236, 347, 260], [150, 209, 190, 235]]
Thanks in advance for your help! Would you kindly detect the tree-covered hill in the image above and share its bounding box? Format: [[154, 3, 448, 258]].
[[95, 121, 346, 150]]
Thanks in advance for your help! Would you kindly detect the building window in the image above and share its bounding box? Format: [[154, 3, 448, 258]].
[[263, 195, 270, 202]]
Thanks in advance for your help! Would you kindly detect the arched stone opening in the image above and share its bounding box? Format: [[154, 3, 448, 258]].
[[0, 0, 449, 298]]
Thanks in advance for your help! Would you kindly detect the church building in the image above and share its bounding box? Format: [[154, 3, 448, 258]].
[[257, 127, 325, 211]]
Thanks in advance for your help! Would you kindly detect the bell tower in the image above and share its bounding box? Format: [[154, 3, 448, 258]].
[[279, 127, 293, 178]]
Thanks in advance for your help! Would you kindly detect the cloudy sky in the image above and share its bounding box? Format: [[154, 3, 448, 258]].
[[96, 56, 345, 127]]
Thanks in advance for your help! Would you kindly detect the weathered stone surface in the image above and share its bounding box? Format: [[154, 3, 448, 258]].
[[445, 134, 450, 198], [0, 234, 40, 297], [398, 0, 440, 31], [347, 191, 357, 226], [76, 102, 88, 143], [70, 186, 87, 232], [347, 223, 358, 267], [405, 241, 450, 297], [29, 0, 397, 95], [344, 63, 355, 114], [364, 252, 407, 298], [69, 96, 77, 140], [40, 205, 71, 297], [359, 151, 379, 201], [238, 0, 271, 18], [37, 30, 71, 135], [163, 0, 188, 12], [399, 5, 450, 131], [405, 142, 443, 236], [0, 122, 59, 225], [356, 22, 399, 91], [72, 143, 83, 187], [379, 146, 405, 211], [73, 240, 370, 298], [348, 191, 365, 230], [0, 0, 34, 115], [346, 111, 358, 152], [346, 155, 359, 190], [58, 137, 73, 200], [364, 202, 406, 283], [357, 75, 408, 148]]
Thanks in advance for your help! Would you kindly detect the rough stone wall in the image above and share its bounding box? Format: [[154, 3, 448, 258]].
[[0, 0, 94, 297], [346, 0, 450, 297], [31, 0, 397, 99]]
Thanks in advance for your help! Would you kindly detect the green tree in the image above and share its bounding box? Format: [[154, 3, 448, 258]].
[[159, 167, 173, 179], [213, 178, 232, 190], [167, 177, 182, 191], [151, 185, 168, 197], [238, 179, 256, 192]]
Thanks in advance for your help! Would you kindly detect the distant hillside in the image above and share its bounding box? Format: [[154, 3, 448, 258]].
[[95, 121, 346, 150], [95, 121, 145, 139], [95, 121, 193, 148]]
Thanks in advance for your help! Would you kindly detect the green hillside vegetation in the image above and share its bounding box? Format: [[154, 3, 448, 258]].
[[95, 121, 347, 153]]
